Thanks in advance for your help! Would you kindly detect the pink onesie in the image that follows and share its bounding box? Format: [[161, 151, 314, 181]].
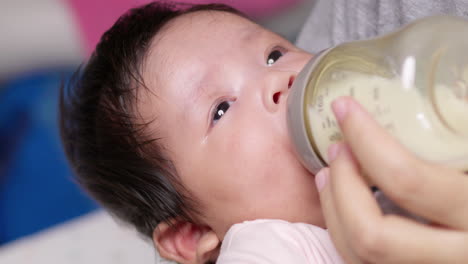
[[217, 219, 345, 264]]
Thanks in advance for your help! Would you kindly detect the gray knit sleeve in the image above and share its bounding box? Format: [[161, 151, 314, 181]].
[[296, 0, 468, 53]]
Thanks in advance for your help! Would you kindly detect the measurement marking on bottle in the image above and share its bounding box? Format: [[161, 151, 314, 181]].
[[349, 86, 355, 97], [317, 95, 324, 113], [329, 131, 343, 142], [383, 123, 396, 133], [372, 104, 391, 118], [332, 119, 337, 127], [373, 86, 380, 100], [326, 117, 332, 128]]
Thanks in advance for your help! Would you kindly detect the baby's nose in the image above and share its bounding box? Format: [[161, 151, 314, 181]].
[[264, 74, 296, 113], [272, 75, 295, 105]]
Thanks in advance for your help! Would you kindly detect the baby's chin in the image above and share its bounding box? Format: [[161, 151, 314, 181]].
[[277, 123, 314, 178], [284, 142, 315, 177]]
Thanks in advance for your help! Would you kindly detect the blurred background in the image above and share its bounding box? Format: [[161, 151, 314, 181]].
[[0, 0, 313, 262]]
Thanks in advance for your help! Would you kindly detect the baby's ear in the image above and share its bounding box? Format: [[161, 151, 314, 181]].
[[153, 220, 220, 264]]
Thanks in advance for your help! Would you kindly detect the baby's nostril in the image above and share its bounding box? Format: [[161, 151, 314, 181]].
[[288, 76, 295, 89], [273, 92, 281, 104]]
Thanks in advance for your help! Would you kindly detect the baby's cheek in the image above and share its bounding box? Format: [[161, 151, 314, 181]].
[[240, 136, 285, 178]]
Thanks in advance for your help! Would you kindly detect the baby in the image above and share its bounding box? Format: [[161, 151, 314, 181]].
[[60, 2, 343, 263]]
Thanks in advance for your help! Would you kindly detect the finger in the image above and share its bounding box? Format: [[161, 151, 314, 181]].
[[316, 167, 362, 264], [329, 143, 468, 263], [355, 214, 468, 264], [332, 96, 468, 229], [328, 143, 385, 260]]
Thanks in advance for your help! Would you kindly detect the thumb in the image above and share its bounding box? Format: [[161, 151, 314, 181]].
[[315, 167, 361, 264]]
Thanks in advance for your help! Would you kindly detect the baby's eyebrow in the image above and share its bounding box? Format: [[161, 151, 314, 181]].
[[182, 72, 209, 123], [242, 26, 262, 42], [188, 68, 210, 102], [191, 83, 208, 106]]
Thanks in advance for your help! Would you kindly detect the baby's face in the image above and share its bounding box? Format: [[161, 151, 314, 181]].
[[139, 11, 323, 238]]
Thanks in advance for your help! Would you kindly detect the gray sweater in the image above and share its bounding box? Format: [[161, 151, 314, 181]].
[[296, 0, 468, 52]]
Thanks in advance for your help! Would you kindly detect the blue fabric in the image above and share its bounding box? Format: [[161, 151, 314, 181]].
[[0, 70, 98, 245]]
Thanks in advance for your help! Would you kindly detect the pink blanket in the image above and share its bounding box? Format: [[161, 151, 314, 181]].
[[66, 0, 301, 56]]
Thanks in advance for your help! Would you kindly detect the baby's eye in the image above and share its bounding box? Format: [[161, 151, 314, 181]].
[[212, 101, 232, 125], [266, 48, 284, 66]]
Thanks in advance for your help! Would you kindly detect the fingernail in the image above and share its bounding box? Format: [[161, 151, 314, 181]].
[[328, 143, 342, 162], [315, 168, 329, 192], [332, 97, 349, 122]]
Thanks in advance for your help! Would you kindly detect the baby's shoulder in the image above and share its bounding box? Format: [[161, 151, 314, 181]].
[[225, 219, 328, 243], [219, 220, 344, 264]]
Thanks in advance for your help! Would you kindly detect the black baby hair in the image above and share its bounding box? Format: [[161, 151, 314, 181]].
[[59, 1, 245, 239]]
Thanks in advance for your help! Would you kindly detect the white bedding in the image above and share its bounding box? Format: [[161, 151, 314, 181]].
[[0, 210, 175, 264]]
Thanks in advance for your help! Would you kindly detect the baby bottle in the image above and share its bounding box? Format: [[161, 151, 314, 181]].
[[287, 15, 468, 174]]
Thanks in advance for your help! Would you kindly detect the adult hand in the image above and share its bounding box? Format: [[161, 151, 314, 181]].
[[314, 97, 468, 264]]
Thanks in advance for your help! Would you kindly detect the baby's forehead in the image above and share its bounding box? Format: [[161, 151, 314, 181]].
[[144, 11, 261, 85], [138, 11, 258, 110], [162, 10, 255, 37], [150, 11, 259, 56]]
